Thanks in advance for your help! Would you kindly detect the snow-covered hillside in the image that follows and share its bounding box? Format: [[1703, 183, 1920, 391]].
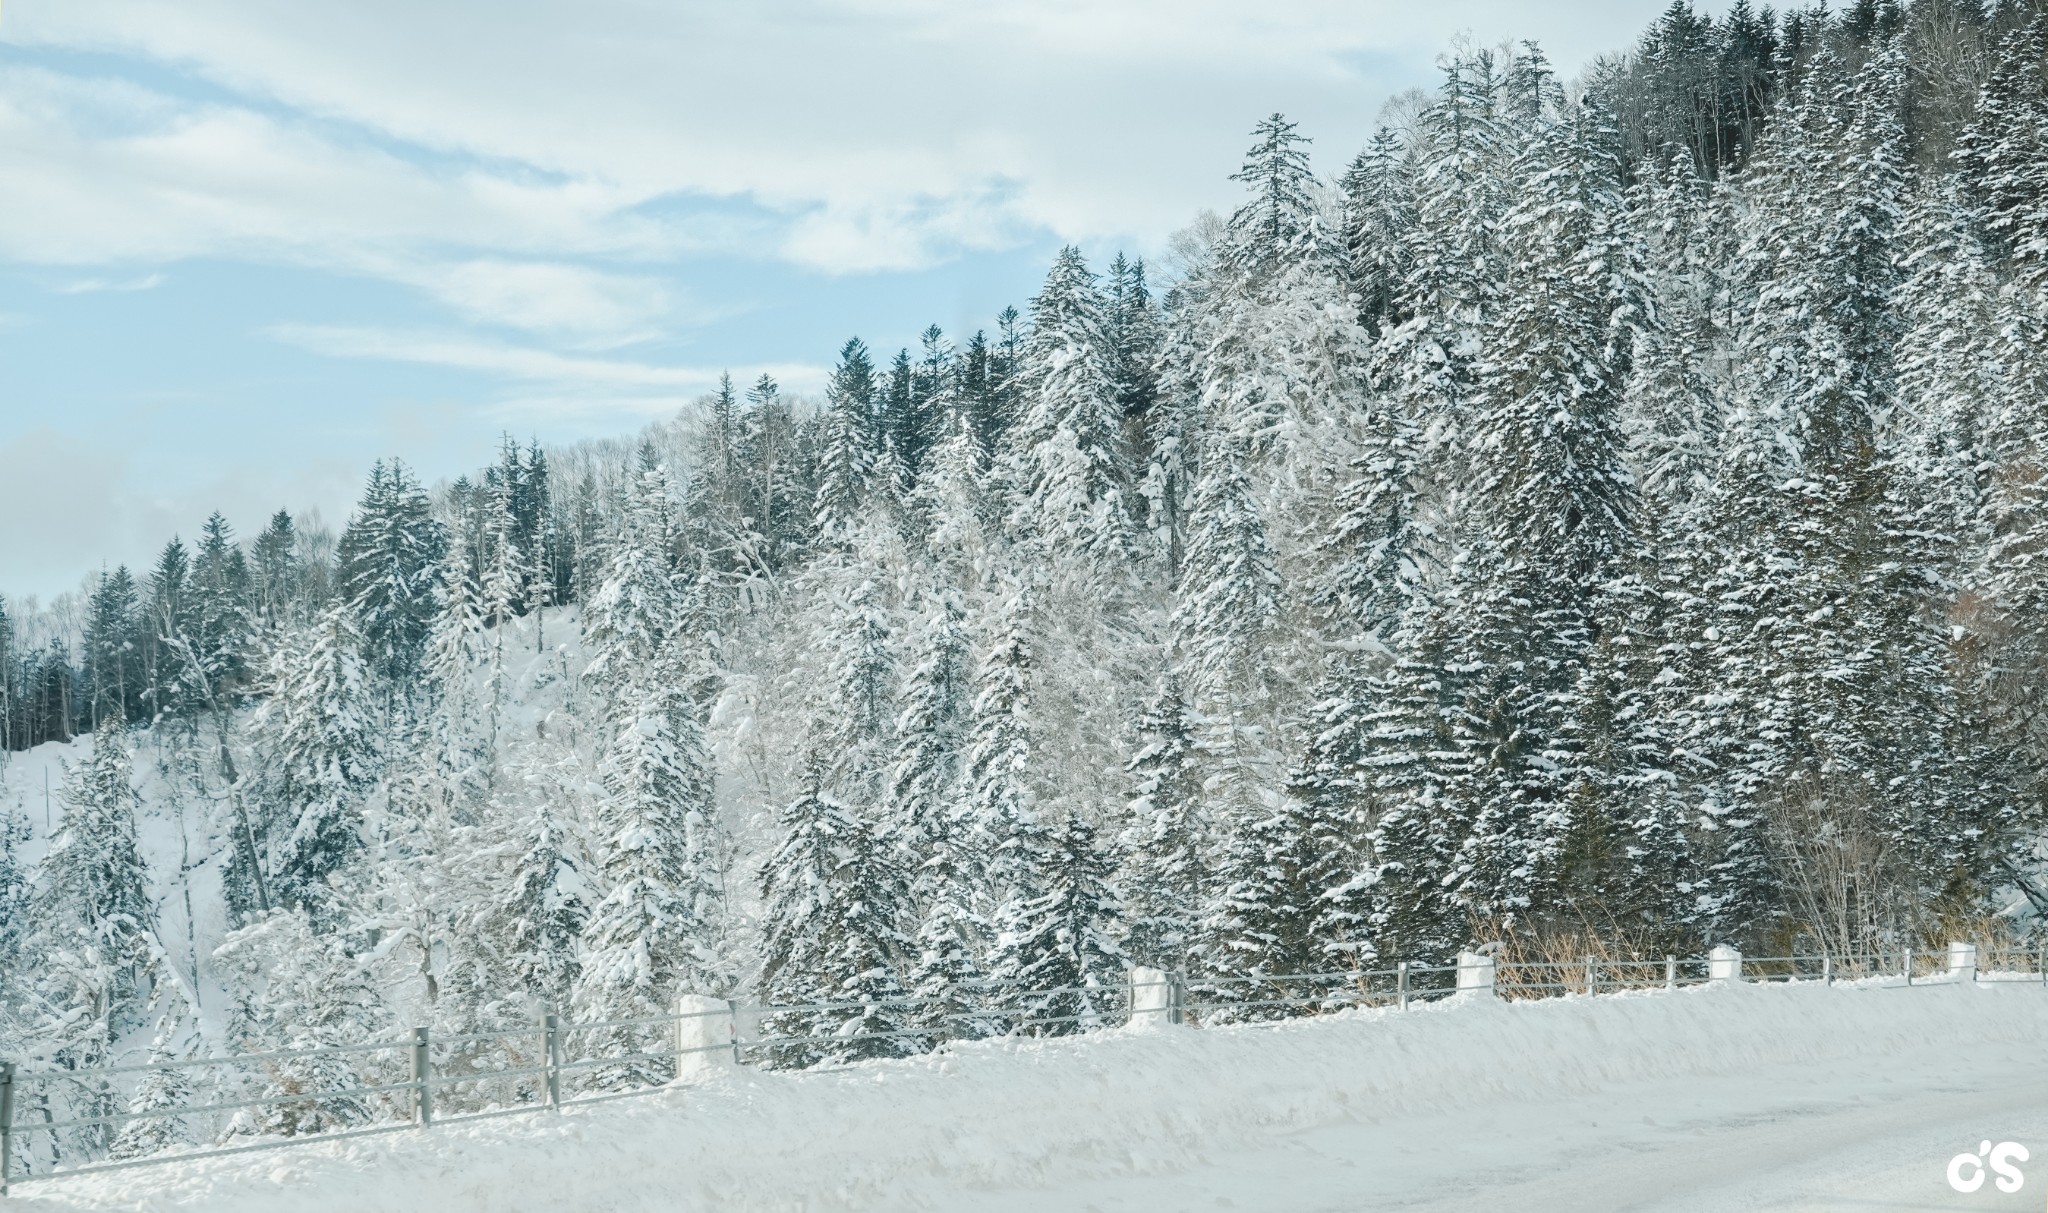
[[11, 978, 2048, 1212]]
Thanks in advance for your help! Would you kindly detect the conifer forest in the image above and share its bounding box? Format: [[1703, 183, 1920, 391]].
[[5, 0, 2048, 1117]]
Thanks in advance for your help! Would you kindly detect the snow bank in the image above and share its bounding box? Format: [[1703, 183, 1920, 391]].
[[17, 979, 2048, 1212]]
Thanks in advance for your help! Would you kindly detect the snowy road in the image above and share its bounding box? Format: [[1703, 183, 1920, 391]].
[[15, 980, 2048, 1213], [990, 991, 2048, 1212]]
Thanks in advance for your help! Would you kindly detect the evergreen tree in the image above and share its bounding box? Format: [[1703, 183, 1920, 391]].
[[29, 716, 159, 1062], [251, 509, 301, 629], [815, 338, 880, 538], [573, 630, 726, 1083], [337, 459, 447, 692], [990, 815, 1126, 1035], [757, 761, 919, 1066], [1120, 675, 1206, 968], [258, 607, 380, 914], [1000, 248, 1136, 567], [83, 567, 142, 726], [502, 797, 590, 1012]]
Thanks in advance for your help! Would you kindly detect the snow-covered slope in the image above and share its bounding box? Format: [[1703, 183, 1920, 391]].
[[14, 978, 2048, 1212]]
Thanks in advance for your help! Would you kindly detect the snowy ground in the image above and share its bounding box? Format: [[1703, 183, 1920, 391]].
[[13, 977, 2048, 1212]]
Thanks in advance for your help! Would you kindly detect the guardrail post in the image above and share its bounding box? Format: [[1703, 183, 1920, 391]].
[[1456, 950, 1497, 998], [1, 1060, 15, 1197], [410, 1026, 432, 1126], [543, 1012, 562, 1110], [1708, 944, 1743, 984], [1904, 947, 1914, 986], [1127, 967, 1179, 1031], [1947, 941, 1978, 984], [727, 998, 744, 1062], [1397, 961, 1410, 1010], [1585, 956, 1597, 996], [675, 993, 739, 1080], [1168, 972, 1186, 1025], [1665, 955, 1677, 990], [1822, 954, 1833, 986]]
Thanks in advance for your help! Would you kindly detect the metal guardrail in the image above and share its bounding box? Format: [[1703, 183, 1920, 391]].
[[2, 944, 2041, 1192]]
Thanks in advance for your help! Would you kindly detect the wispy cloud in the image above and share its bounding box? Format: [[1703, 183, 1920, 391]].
[[56, 272, 165, 294], [265, 322, 825, 396]]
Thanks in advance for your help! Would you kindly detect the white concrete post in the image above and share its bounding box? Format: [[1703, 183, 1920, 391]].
[[1947, 941, 1979, 984], [1456, 950, 1497, 997], [1128, 966, 1178, 1030], [674, 993, 739, 1081], [1708, 944, 1743, 984]]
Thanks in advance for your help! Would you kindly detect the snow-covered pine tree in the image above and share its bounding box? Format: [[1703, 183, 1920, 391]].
[[887, 592, 999, 1038], [583, 457, 683, 699], [1119, 674, 1205, 969], [188, 511, 254, 702], [999, 247, 1136, 570], [1687, 42, 1960, 950], [1172, 438, 1284, 764], [814, 338, 881, 539], [887, 591, 971, 847], [83, 567, 143, 726], [1954, 13, 2048, 289], [990, 814, 1126, 1035], [500, 793, 591, 1013], [1106, 253, 1163, 458], [27, 716, 159, 1066], [257, 606, 381, 916], [910, 410, 991, 574], [1372, 47, 1514, 469], [1341, 126, 1417, 338], [959, 583, 1041, 913], [810, 529, 898, 809], [1441, 94, 1644, 932], [106, 992, 197, 1161], [251, 509, 303, 630], [757, 760, 919, 1066], [422, 525, 489, 806], [572, 631, 725, 1084], [336, 459, 447, 694]]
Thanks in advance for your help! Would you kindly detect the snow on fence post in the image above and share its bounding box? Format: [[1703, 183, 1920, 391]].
[[674, 993, 738, 1080], [542, 1011, 562, 1109], [729, 999, 761, 1066], [1664, 955, 1677, 990], [410, 1026, 432, 1126], [1397, 961, 1410, 1010], [1948, 941, 1978, 984], [1, 1060, 14, 1197], [1708, 945, 1743, 984], [1127, 967, 1178, 1030], [1456, 950, 1497, 997]]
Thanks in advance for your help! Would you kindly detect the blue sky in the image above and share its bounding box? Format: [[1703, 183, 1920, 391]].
[[0, 1, 1695, 601]]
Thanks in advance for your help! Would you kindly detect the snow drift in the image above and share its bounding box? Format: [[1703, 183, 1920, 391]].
[[14, 977, 2048, 1212]]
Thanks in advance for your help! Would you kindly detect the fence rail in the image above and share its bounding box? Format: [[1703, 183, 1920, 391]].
[[3, 940, 2041, 1193]]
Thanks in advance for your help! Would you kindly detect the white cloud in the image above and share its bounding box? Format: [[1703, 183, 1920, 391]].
[[3, 1, 1689, 277], [56, 272, 164, 293], [266, 322, 825, 398], [0, 65, 683, 268]]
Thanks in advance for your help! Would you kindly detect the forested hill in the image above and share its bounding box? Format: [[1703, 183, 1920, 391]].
[[4, 0, 2048, 1098]]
